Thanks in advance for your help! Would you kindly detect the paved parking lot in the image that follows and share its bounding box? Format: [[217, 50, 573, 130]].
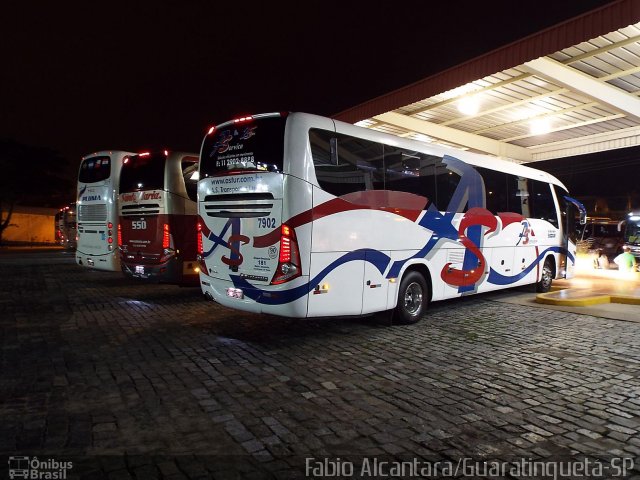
[[1, 250, 640, 479]]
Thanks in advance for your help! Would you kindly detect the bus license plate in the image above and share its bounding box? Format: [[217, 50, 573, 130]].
[[135, 265, 144, 275], [226, 287, 243, 299]]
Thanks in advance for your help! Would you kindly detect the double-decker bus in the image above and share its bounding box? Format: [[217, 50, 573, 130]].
[[118, 150, 200, 285], [55, 203, 77, 249], [197, 112, 585, 323], [76, 150, 133, 271]]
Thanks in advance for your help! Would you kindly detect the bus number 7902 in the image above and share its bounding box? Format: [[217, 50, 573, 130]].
[[258, 217, 276, 229]]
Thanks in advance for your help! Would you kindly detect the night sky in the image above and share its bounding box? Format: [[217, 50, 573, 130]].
[[1, 1, 618, 202]]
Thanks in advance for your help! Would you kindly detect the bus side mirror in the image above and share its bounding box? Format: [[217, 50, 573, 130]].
[[329, 137, 339, 165], [579, 211, 587, 225]]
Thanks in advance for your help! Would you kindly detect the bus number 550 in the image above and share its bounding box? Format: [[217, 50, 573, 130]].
[[132, 220, 147, 230]]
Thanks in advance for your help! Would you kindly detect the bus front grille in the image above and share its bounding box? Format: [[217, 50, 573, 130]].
[[78, 204, 107, 222]]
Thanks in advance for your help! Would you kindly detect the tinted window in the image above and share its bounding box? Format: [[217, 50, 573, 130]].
[[182, 160, 198, 202], [476, 168, 508, 214], [311, 129, 461, 209], [384, 145, 437, 206], [119, 153, 166, 193], [78, 156, 111, 183], [200, 116, 286, 177], [434, 159, 462, 212], [531, 181, 559, 227], [311, 129, 383, 196], [507, 175, 529, 216], [588, 223, 619, 237]]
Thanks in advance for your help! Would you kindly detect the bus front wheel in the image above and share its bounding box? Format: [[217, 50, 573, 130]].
[[536, 258, 554, 293], [394, 271, 429, 324]]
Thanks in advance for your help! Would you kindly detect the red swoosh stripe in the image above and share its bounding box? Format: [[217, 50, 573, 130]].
[[253, 196, 427, 248]]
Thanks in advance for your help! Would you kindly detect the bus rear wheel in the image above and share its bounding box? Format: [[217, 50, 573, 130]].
[[394, 271, 429, 324], [536, 258, 554, 293]]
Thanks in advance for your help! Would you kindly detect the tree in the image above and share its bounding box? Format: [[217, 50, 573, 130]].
[[0, 139, 73, 245]]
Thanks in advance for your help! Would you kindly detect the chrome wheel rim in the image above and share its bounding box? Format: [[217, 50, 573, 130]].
[[404, 282, 423, 316]]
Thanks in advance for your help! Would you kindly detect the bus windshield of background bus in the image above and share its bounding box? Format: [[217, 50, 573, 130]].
[[120, 153, 166, 193], [200, 117, 286, 177], [626, 218, 640, 245], [79, 156, 111, 183]]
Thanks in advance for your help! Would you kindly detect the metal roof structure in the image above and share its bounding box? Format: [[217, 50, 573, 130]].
[[335, 0, 640, 164]]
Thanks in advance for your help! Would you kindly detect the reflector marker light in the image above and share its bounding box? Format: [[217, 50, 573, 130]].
[[197, 222, 203, 255], [163, 223, 170, 249], [106, 221, 115, 246], [139, 152, 150, 157], [233, 116, 253, 123]]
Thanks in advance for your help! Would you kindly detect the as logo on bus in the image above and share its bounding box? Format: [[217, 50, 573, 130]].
[[142, 192, 161, 200]]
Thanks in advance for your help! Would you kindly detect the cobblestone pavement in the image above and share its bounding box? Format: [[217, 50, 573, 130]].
[[1, 250, 640, 479]]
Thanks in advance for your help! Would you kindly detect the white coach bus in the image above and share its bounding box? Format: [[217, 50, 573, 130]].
[[197, 113, 585, 323], [76, 150, 134, 271]]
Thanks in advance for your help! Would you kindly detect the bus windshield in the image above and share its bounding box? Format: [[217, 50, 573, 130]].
[[79, 156, 111, 183], [200, 116, 286, 177], [582, 222, 619, 238], [625, 216, 640, 245], [120, 153, 166, 193]]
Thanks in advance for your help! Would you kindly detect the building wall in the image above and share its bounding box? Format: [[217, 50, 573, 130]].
[[1, 207, 57, 244]]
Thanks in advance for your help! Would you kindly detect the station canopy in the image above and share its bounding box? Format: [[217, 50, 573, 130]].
[[335, 0, 640, 164]]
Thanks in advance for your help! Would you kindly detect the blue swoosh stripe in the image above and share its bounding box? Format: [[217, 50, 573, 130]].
[[230, 248, 391, 305], [487, 247, 574, 285]]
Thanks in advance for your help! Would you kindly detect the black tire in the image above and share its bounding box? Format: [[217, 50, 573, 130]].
[[393, 271, 429, 324], [536, 258, 554, 293]]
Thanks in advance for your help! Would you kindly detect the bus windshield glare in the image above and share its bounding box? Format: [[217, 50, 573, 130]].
[[200, 116, 286, 177]]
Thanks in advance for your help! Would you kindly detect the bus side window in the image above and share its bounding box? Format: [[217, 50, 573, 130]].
[[530, 181, 558, 227], [507, 175, 528, 216], [181, 160, 198, 202], [433, 159, 462, 212], [384, 145, 438, 206], [310, 129, 383, 196], [475, 167, 508, 215]]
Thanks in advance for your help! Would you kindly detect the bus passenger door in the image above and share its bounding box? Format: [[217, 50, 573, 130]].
[[362, 250, 390, 314]]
